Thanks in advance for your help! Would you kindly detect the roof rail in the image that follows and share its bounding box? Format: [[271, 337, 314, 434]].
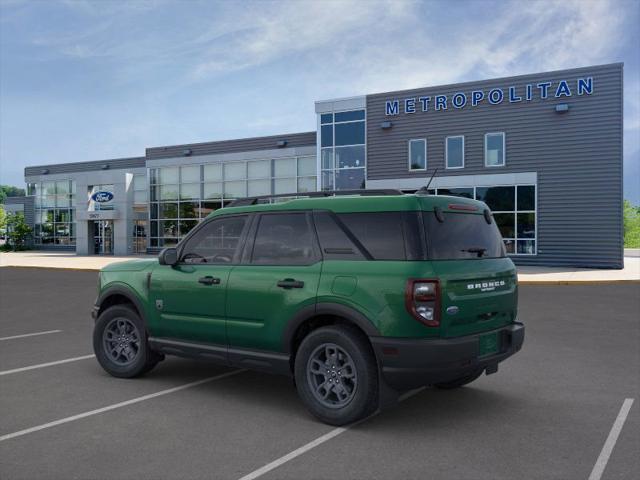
[[226, 189, 404, 207]]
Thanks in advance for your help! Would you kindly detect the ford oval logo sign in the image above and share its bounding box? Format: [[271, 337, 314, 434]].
[[91, 191, 114, 203]]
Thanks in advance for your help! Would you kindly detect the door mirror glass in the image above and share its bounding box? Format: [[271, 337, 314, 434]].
[[159, 247, 178, 266]]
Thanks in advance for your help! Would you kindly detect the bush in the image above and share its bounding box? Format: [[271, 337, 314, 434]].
[[5, 212, 32, 251], [624, 200, 640, 248]]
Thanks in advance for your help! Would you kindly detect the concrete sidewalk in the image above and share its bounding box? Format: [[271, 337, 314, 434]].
[[1, 250, 639, 284]]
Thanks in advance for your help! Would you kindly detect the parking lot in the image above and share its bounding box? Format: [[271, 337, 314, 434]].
[[0, 267, 638, 480]]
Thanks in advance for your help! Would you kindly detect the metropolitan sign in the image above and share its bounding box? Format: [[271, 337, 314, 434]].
[[384, 76, 594, 115]]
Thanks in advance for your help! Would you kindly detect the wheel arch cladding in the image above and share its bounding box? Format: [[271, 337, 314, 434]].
[[97, 286, 146, 323], [283, 303, 380, 366]]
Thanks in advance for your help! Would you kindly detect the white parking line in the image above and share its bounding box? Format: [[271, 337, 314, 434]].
[[237, 387, 426, 480], [0, 369, 245, 442], [0, 354, 96, 376], [0, 330, 62, 341], [588, 398, 635, 480]]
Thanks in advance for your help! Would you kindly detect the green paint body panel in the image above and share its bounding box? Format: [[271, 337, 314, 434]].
[[96, 194, 520, 364]]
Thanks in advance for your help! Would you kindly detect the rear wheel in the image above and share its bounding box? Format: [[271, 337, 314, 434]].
[[433, 370, 483, 389], [294, 325, 378, 426], [93, 305, 161, 378]]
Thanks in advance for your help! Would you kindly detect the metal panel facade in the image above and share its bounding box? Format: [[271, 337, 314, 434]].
[[146, 131, 316, 159], [365, 63, 623, 268], [24, 157, 145, 177]]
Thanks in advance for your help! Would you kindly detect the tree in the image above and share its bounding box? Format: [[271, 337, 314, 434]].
[[5, 212, 32, 250], [0, 205, 6, 232], [623, 199, 640, 248], [0, 185, 26, 204]]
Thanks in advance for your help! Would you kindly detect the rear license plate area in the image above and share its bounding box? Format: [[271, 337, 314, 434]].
[[479, 332, 499, 357]]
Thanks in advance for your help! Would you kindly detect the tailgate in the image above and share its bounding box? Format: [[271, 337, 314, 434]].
[[432, 258, 518, 338]]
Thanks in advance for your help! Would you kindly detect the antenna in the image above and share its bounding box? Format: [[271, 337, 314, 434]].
[[424, 168, 439, 192]]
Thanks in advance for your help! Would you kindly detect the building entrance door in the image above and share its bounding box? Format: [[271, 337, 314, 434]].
[[93, 220, 114, 255]]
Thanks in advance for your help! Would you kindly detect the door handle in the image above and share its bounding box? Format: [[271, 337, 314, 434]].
[[277, 278, 304, 289], [198, 276, 221, 285]]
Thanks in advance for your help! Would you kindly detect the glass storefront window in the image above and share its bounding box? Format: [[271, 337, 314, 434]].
[[319, 109, 366, 191], [335, 145, 365, 169], [180, 165, 200, 183], [274, 158, 296, 177], [297, 177, 316, 193], [298, 156, 316, 176], [204, 164, 222, 181], [180, 183, 200, 200], [248, 160, 271, 179], [204, 182, 223, 199], [248, 179, 271, 197], [159, 185, 179, 201], [224, 162, 245, 181], [432, 185, 536, 256], [336, 169, 365, 190], [274, 177, 296, 194], [159, 167, 179, 184], [148, 155, 316, 246], [32, 179, 76, 247], [224, 180, 246, 198]]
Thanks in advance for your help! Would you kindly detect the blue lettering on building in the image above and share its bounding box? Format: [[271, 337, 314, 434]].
[[435, 95, 447, 111], [488, 88, 504, 104], [405, 98, 416, 113], [537, 82, 552, 99], [452, 92, 467, 108], [383, 77, 595, 115], [385, 100, 399, 115], [509, 86, 522, 102], [471, 90, 484, 106], [577, 77, 593, 95], [418, 96, 431, 111], [555, 80, 572, 97]]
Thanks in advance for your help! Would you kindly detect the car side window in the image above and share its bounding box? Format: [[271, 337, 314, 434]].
[[337, 212, 407, 260], [180, 215, 247, 264], [251, 213, 317, 265]]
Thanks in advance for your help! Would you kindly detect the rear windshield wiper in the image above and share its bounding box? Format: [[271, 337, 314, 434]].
[[461, 247, 487, 258]]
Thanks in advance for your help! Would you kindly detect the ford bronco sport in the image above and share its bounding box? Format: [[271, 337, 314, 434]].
[[92, 190, 524, 425]]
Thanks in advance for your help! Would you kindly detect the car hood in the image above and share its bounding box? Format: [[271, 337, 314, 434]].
[[101, 258, 158, 272]]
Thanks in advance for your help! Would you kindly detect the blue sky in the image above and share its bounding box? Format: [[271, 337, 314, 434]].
[[1, 0, 639, 202]]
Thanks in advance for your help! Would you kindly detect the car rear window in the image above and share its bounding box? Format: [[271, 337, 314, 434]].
[[423, 211, 506, 260]]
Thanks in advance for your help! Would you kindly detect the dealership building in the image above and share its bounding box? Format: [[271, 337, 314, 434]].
[[10, 63, 623, 268]]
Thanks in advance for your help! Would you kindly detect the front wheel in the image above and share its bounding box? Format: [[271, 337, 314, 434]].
[[93, 305, 160, 378], [294, 326, 378, 426]]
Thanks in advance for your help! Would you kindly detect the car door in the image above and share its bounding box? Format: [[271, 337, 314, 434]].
[[226, 211, 322, 353], [149, 214, 250, 347]]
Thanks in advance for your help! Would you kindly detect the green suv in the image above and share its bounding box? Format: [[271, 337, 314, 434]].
[[92, 190, 524, 425]]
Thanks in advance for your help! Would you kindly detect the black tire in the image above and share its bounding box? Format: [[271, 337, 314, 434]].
[[294, 325, 378, 426], [433, 370, 483, 389], [93, 305, 161, 378]]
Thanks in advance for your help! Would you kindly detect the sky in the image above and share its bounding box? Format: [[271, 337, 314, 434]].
[[1, 0, 639, 202]]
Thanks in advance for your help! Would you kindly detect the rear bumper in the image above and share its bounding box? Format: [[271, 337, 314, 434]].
[[371, 323, 524, 391]]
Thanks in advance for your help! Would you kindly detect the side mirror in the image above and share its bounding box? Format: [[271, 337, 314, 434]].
[[158, 247, 178, 266]]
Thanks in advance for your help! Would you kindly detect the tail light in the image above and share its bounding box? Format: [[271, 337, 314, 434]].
[[405, 279, 440, 327]]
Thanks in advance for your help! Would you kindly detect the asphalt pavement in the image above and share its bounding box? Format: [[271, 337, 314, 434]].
[[0, 267, 638, 480]]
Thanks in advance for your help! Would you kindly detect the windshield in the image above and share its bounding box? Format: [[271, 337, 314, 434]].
[[423, 211, 506, 260]]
